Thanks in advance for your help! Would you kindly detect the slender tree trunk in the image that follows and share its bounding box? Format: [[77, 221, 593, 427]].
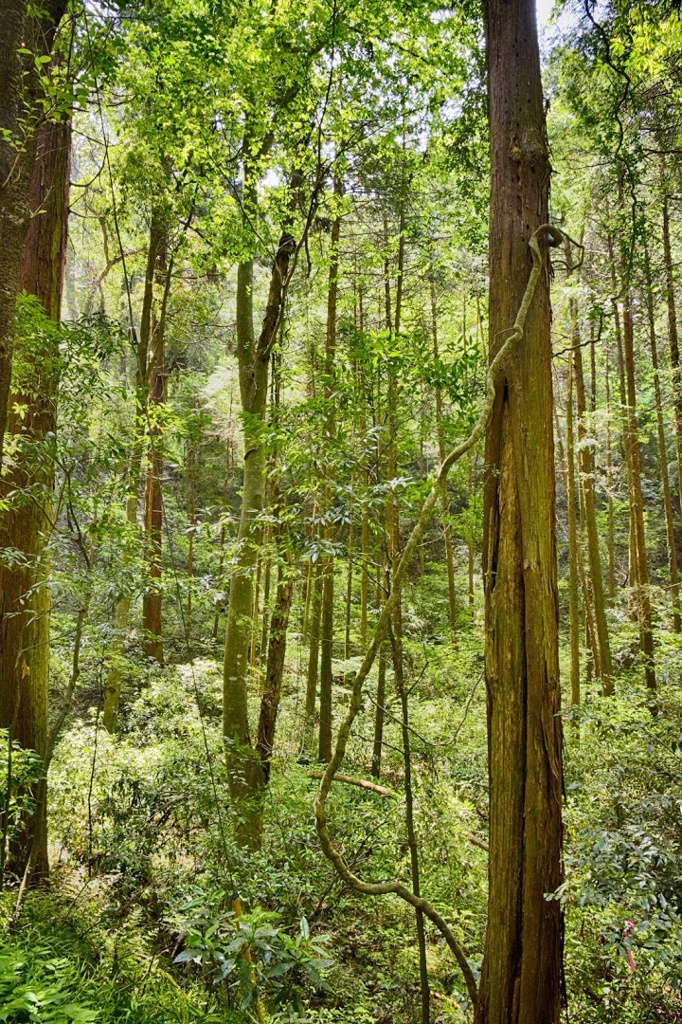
[[142, 242, 170, 665], [223, 218, 295, 841], [256, 542, 293, 784], [250, 550, 262, 669], [604, 349, 617, 602], [223, 260, 268, 818], [302, 559, 322, 754], [478, 2, 563, 1020], [390, 628, 430, 1023], [345, 525, 354, 659], [104, 214, 163, 729], [212, 435, 233, 642], [431, 279, 457, 630], [565, 362, 581, 715], [0, 108, 70, 882], [318, 181, 342, 764], [615, 193, 656, 692], [301, 556, 313, 642], [661, 185, 682, 515], [644, 244, 681, 632], [358, 499, 368, 643], [572, 300, 613, 694], [371, 572, 388, 780], [186, 430, 197, 627]]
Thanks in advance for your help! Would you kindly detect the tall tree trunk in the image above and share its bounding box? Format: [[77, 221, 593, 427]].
[[615, 193, 656, 692], [604, 348, 617, 602], [0, 109, 70, 882], [644, 244, 681, 632], [302, 559, 322, 754], [431, 279, 457, 630], [222, 224, 295, 840], [0, 1, 67, 465], [318, 181, 342, 764], [186, 429, 197, 627], [344, 524, 354, 659], [370, 650, 387, 778], [478, 1, 563, 1020], [212, 434, 233, 642], [256, 527, 293, 783], [390, 628, 430, 1023], [572, 301, 613, 694], [661, 185, 682, 515], [104, 214, 163, 730], [142, 239, 170, 665], [565, 362, 581, 716]]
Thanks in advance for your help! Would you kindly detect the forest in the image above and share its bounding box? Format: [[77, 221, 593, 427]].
[[0, 0, 681, 1021]]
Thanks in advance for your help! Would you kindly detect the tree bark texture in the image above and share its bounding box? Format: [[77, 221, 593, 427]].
[[478, 2, 564, 1020], [0, 1, 68, 465]]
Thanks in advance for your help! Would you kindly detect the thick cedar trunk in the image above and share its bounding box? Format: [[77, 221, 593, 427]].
[[0, 1, 67, 466], [644, 246, 681, 632], [572, 303, 613, 694], [0, 110, 70, 882], [478, 2, 563, 1021]]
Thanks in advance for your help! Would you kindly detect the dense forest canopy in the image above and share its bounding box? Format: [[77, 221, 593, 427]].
[[1, 0, 682, 1021]]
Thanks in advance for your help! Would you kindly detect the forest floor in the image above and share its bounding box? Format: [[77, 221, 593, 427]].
[[1, 603, 682, 1023]]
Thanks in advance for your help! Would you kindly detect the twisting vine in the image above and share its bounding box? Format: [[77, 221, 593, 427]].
[[314, 223, 566, 1010]]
